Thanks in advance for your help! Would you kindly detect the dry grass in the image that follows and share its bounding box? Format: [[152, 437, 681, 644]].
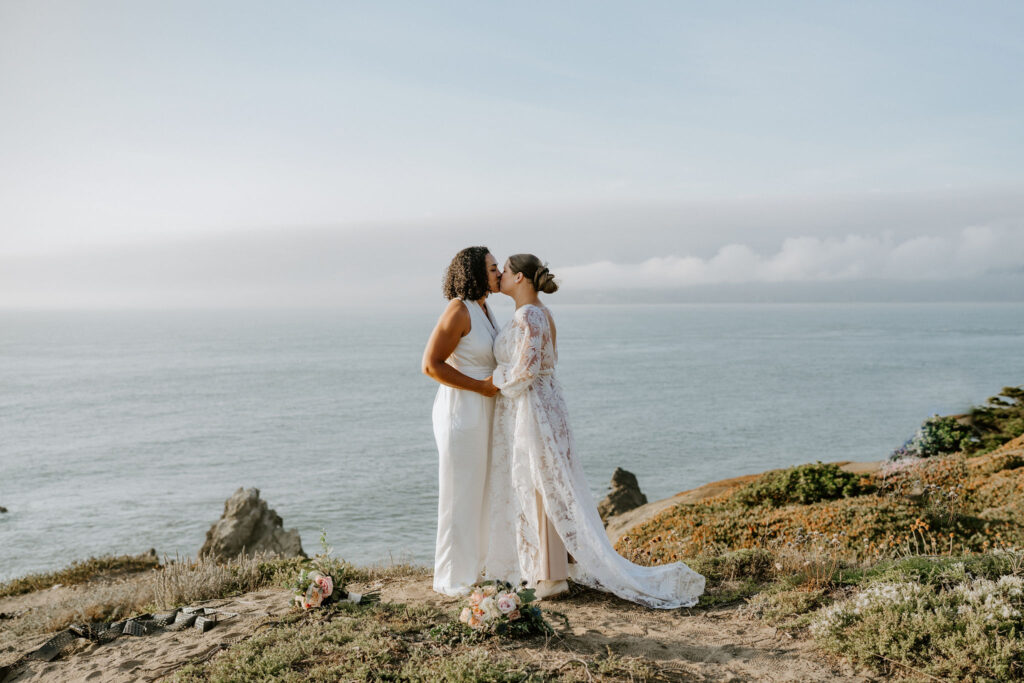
[[345, 559, 432, 584], [152, 553, 274, 609], [0, 553, 160, 598], [1, 553, 299, 638]]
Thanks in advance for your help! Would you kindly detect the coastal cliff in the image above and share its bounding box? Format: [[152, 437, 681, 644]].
[[3, 388, 1023, 681]]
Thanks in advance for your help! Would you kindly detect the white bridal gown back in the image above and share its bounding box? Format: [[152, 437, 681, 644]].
[[432, 298, 499, 596], [484, 304, 705, 608]]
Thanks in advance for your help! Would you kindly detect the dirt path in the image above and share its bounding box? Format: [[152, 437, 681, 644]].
[[2, 574, 874, 682], [1, 587, 293, 683], [378, 575, 873, 682]]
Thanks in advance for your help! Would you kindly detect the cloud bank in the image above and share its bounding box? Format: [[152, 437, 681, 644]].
[[558, 227, 1024, 289], [2, 218, 1022, 308]]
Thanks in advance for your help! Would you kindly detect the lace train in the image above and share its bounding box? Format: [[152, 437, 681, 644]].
[[483, 304, 705, 609]]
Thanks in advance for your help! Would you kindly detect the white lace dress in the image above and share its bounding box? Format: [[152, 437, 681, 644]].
[[483, 304, 705, 609]]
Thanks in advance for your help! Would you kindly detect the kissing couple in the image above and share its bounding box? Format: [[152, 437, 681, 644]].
[[422, 247, 705, 608]]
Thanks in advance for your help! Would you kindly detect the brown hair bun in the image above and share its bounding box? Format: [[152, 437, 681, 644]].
[[507, 253, 559, 294], [533, 266, 559, 294]]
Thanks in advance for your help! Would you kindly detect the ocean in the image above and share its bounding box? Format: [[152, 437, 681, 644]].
[[1, 302, 1022, 581]]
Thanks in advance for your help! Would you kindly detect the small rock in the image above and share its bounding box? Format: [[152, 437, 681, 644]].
[[597, 467, 648, 525], [0, 506, 7, 513], [200, 487, 305, 561]]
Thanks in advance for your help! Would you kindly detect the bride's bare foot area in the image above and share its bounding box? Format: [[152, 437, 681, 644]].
[[533, 579, 569, 600]]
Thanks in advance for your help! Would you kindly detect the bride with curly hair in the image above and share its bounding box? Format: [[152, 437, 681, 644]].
[[422, 246, 501, 596]]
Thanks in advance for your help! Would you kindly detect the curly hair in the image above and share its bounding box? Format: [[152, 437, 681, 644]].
[[442, 246, 492, 301]]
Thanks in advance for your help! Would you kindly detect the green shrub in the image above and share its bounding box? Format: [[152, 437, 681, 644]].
[[689, 548, 775, 582], [810, 550, 1024, 681], [967, 386, 1024, 455], [811, 574, 1024, 681], [746, 588, 827, 628], [734, 463, 871, 508], [890, 415, 976, 460], [917, 415, 976, 456]]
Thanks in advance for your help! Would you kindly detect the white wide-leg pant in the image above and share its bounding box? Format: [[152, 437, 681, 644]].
[[432, 384, 494, 595]]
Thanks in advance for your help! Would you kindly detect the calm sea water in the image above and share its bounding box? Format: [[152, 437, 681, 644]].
[[1, 303, 1022, 581]]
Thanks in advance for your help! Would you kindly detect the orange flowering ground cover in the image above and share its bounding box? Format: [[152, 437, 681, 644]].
[[617, 435, 1024, 565]]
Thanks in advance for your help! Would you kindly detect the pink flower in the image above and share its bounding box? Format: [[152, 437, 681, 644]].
[[496, 593, 517, 614], [315, 574, 334, 597], [469, 589, 485, 606], [459, 607, 472, 623], [467, 614, 483, 629], [508, 609, 521, 621]]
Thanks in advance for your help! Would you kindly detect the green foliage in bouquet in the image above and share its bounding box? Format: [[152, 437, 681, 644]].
[[734, 462, 872, 508], [430, 580, 554, 644]]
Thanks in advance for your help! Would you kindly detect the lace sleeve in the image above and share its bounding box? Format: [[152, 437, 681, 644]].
[[492, 306, 546, 398]]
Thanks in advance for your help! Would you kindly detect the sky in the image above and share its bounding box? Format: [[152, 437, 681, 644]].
[[2, 1, 1023, 307]]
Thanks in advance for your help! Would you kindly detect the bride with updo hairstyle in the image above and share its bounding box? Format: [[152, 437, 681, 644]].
[[482, 253, 705, 607], [507, 253, 559, 294]]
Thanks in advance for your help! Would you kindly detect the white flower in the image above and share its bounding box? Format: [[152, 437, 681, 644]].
[[496, 593, 518, 614], [479, 596, 501, 621]]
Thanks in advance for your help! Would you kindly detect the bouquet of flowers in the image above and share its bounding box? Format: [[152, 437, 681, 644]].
[[456, 580, 552, 637], [287, 531, 379, 610], [290, 567, 338, 610]]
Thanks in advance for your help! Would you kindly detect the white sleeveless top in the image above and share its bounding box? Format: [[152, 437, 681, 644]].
[[446, 298, 498, 379]]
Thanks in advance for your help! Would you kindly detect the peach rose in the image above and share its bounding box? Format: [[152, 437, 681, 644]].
[[315, 574, 333, 598], [303, 584, 324, 609]]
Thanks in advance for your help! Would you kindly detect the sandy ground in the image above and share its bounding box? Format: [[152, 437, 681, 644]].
[[381, 574, 874, 682], [1, 587, 293, 682], [2, 573, 874, 682]]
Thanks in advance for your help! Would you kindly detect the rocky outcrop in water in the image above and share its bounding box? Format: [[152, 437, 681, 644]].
[[200, 488, 305, 561], [597, 468, 648, 525]]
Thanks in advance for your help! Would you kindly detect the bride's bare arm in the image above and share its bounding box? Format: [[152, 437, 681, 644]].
[[422, 300, 499, 397]]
